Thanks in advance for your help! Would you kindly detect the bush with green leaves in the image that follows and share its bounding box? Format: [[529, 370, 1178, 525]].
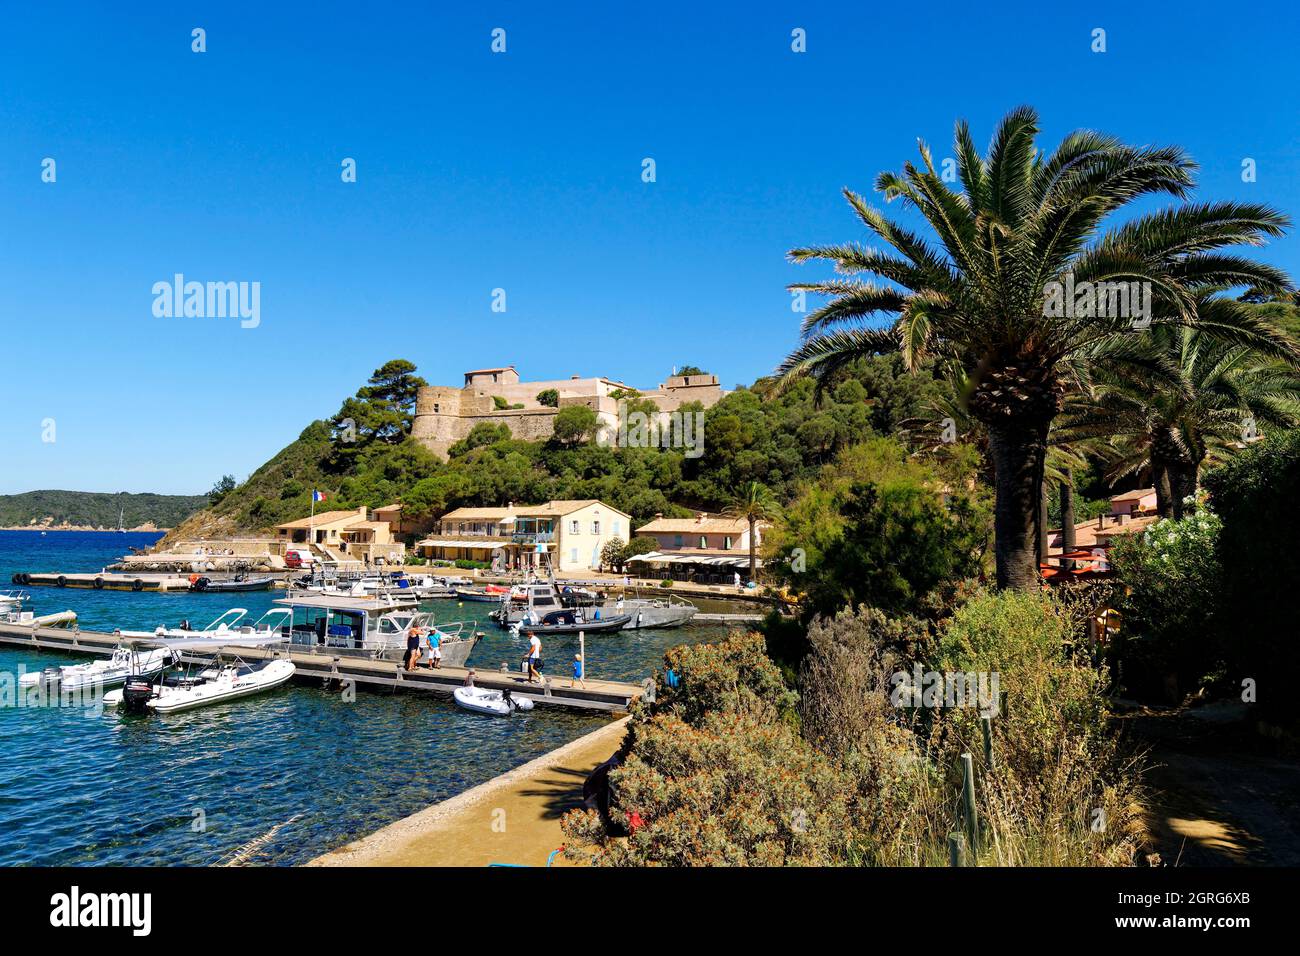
[[561, 632, 856, 866], [1110, 510, 1223, 699], [766, 437, 989, 620], [1204, 430, 1300, 722]]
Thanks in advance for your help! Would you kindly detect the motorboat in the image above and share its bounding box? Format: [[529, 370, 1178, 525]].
[[492, 581, 607, 626], [106, 657, 296, 714], [190, 574, 276, 593], [274, 592, 480, 666], [610, 593, 698, 630], [508, 607, 630, 636], [453, 685, 535, 716], [116, 607, 251, 641], [0, 590, 77, 629], [20, 645, 176, 692], [455, 585, 510, 602]]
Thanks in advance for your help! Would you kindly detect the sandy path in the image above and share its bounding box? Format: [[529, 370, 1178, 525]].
[[307, 716, 629, 867]]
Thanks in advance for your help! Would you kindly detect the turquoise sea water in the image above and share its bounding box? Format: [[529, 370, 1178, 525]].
[[0, 531, 717, 866]]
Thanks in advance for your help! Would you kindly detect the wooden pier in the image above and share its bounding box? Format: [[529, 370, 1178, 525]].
[[0, 622, 643, 714], [693, 612, 763, 624]]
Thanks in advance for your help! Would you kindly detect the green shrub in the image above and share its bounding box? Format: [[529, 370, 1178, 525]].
[[1110, 511, 1223, 700], [766, 438, 989, 621], [1204, 430, 1300, 723], [654, 631, 797, 725], [562, 710, 859, 866]]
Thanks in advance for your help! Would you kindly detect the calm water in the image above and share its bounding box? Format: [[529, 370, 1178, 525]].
[[0, 530, 722, 866]]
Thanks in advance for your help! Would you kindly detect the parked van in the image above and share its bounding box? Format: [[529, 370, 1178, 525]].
[[283, 548, 317, 569]]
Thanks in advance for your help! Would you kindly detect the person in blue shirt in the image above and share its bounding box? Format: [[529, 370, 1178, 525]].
[[425, 628, 443, 669], [571, 653, 586, 689]]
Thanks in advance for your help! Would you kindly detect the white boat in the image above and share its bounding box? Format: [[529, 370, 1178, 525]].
[[115, 607, 250, 640], [0, 591, 78, 630], [274, 593, 480, 666], [453, 685, 534, 716], [19, 645, 175, 692], [105, 657, 296, 714], [614, 594, 698, 630]]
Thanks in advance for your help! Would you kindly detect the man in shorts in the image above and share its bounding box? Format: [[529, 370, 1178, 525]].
[[525, 629, 542, 684]]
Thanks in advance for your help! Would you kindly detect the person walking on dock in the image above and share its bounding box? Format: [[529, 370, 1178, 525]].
[[525, 629, 542, 684], [571, 653, 586, 689]]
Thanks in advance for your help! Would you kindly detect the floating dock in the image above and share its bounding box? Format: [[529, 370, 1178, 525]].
[[10, 572, 195, 592], [693, 612, 763, 623], [0, 622, 643, 714]]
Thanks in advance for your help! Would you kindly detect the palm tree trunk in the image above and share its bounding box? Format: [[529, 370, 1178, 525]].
[[1060, 470, 1075, 569], [986, 417, 1049, 591], [748, 516, 757, 582], [1169, 462, 1198, 520], [1153, 461, 1173, 519], [1038, 484, 1050, 569], [1060, 472, 1076, 549]]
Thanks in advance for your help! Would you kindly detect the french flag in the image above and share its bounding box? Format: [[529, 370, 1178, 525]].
[[312, 490, 327, 503]]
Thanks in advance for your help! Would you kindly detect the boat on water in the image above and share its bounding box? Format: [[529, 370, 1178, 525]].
[[455, 584, 510, 602], [106, 655, 296, 714], [0, 591, 78, 629], [20, 645, 176, 692], [274, 592, 480, 666], [508, 607, 631, 635], [116, 607, 249, 640], [492, 582, 691, 631], [191, 574, 276, 593], [610, 593, 698, 630], [453, 685, 535, 716]]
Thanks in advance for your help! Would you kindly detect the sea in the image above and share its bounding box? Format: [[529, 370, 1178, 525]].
[[0, 530, 724, 866]]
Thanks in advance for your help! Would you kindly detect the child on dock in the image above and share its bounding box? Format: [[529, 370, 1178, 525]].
[[571, 653, 585, 689]]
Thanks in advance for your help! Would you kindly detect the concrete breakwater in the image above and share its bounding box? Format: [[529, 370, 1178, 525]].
[[308, 716, 630, 867]]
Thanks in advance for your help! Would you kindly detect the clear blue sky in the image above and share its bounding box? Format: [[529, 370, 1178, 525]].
[[3, 1, 1298, 495]]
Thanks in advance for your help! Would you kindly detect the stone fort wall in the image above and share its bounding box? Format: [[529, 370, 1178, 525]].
[[412, 369, 724, 457]]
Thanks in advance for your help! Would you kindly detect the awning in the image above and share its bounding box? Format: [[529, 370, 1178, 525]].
[[628, 551, 760, 568], [415, 539, 507, 550]]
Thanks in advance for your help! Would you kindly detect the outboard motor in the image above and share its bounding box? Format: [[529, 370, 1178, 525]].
[[37, 667, 62, 695], [121, 677, 155, 714]]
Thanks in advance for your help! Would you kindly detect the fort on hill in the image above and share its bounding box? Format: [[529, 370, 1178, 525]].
[[412, 365, 725, 457]]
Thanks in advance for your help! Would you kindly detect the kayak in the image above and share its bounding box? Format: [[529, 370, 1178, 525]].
[[453, 686, 535, 716]]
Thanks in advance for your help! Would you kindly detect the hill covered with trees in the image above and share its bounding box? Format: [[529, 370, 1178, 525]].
[[0, 490, 208, 529], [172, 354, 960, 539]]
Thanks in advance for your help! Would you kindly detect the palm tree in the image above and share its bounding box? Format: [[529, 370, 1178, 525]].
[[1061, 303, 1300, 518], [724, 482, 778, 583], [772, 107, 1297, 589]]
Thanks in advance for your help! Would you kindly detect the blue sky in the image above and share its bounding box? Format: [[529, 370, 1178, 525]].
[[3, 1, 1298, 495]]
